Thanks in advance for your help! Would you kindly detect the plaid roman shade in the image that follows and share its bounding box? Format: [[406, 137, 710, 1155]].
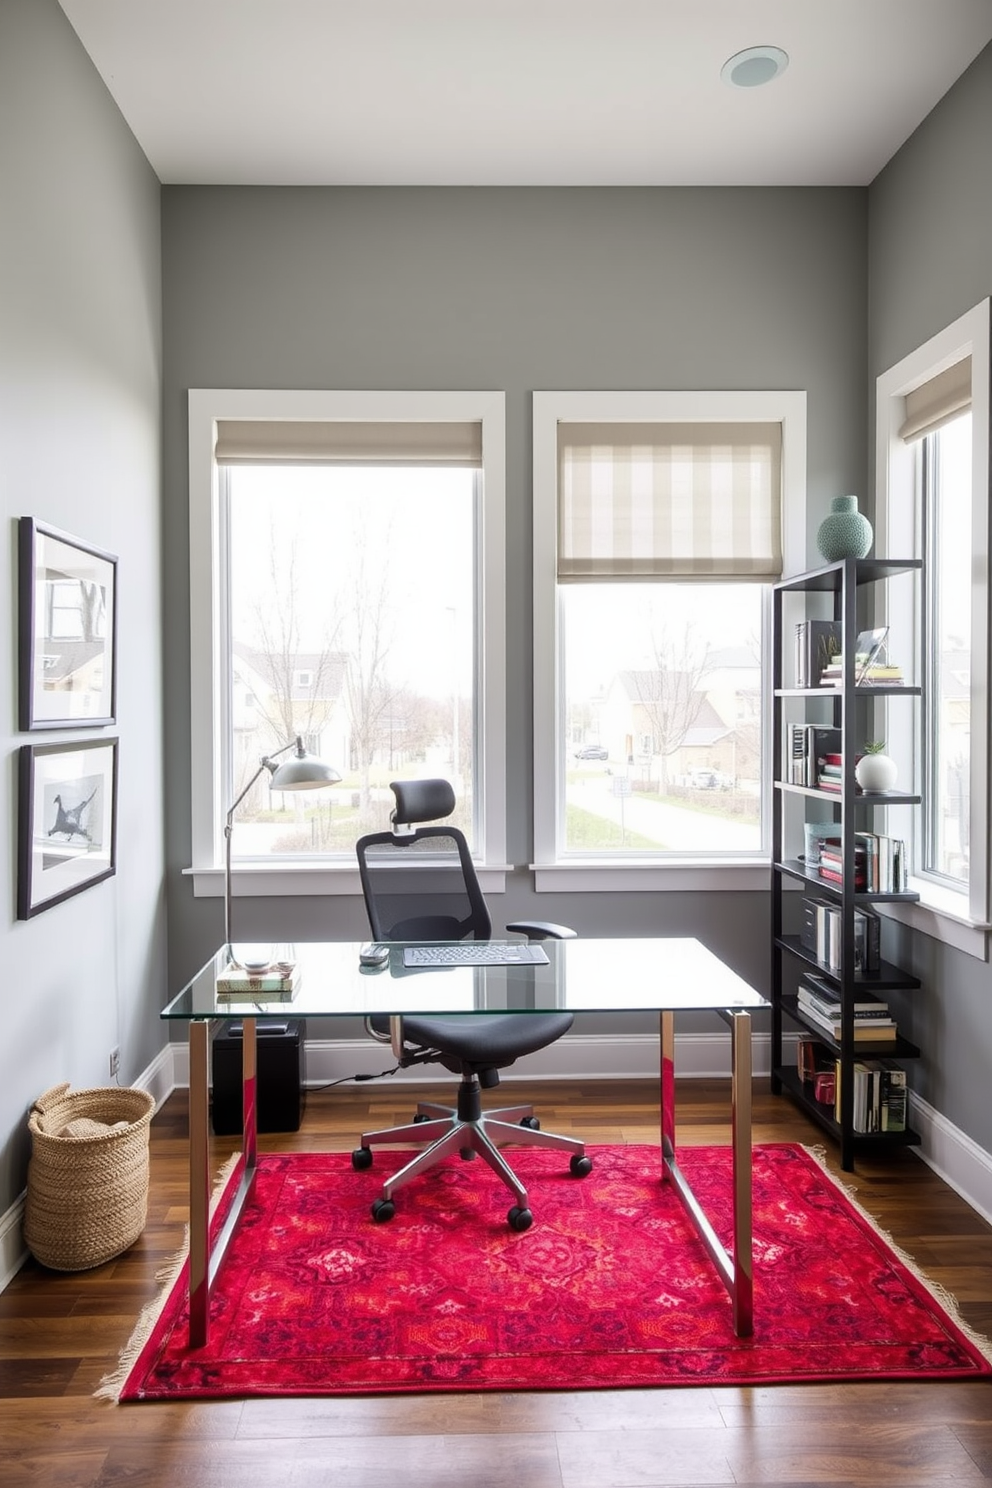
[[557, 421, 783, 581]]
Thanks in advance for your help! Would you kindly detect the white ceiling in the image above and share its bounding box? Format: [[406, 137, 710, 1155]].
[[58, 0, 992, 187]]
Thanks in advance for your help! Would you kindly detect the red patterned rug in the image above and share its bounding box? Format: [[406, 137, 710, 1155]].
[[104, 1143, 992, 1400]]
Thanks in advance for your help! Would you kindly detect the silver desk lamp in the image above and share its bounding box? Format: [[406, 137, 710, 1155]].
[[224, 735, 341, 959]]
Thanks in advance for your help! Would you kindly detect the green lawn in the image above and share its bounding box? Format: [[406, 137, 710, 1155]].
[[564, 803, 660, 850]]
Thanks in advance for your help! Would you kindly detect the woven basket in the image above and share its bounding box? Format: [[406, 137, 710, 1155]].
[[25, 1083, 155, 1272]]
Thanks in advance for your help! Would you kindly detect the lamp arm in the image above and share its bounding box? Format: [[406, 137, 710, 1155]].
[[224, 737, 301, 829], [224, 736, 303, 951]]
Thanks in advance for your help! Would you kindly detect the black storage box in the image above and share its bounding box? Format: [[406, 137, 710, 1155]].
[[211, 1018, 306, 1134]]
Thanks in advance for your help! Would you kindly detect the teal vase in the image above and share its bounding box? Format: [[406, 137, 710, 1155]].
[[816, 495, 873, 562]]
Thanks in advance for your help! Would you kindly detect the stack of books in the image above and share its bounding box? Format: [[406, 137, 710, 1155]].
[[817, 837, 867, 889], [820, 658, 905, 687], [816, 748, 843, 793], [215, 961, 300, 1000], [796, 971, 896, 1042]]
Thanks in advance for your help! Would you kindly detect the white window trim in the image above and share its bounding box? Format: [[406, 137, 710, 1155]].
[[186, 388, 508, 901], [531, 389, 807, 892], [874, 301, 990, 959]]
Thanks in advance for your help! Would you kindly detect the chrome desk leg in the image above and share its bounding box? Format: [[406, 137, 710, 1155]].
[[187, 1017, 260, 1350], [660, 1006, 754, 1339], [241, 1015, 257, 1173], [729, 1008, 754, 1337], [188, 1019, 210, 1349], [660, 1009, 676, 1180]]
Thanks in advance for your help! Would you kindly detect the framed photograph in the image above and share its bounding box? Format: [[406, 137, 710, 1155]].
[[19, 518, 117, 729], [18, 739, 118, 919]]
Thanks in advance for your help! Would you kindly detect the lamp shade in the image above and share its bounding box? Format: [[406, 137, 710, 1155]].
[[269, 751, 342, 791]]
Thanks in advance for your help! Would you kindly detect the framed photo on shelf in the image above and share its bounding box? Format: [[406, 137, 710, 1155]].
[[854, 626, 889, 683], [19, 518, 117, 729], [17, 739, 118, 919]]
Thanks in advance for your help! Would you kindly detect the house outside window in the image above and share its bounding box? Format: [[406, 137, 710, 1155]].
[[532, 390, 806, 890]]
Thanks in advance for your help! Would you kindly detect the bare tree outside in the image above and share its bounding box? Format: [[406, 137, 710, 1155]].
[[240, 516, 345, 749], [629, 615, 711, 790]]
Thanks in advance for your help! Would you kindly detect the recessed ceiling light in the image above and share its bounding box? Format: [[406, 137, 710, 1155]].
[[721, 45, 790, 89]]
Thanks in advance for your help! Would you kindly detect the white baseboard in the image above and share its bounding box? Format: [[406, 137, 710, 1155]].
[[4, 1034, 991, 1293], [0, 1195, 26, 1294], [908, 1091, 992, 1228]]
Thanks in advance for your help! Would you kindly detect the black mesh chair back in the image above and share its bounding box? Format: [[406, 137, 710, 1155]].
[[356, 825, 492, 944]]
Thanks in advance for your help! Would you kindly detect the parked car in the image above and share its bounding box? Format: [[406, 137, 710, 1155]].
[[689, 769, 733, 790], [574, 744, 609, 761]]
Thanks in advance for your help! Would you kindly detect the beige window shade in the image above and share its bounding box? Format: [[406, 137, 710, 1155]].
[[215, 419, 482, 466], [898, 357, 971, 443], [558, 421, 783, 580]]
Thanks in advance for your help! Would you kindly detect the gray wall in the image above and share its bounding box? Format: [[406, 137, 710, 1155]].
[[0, 0, 165, 1218], [867, 42, 992, 1151], [161, 185, 868, 1020]]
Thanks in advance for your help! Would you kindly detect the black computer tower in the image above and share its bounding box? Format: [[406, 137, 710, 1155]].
[[211, 1018, 306, 1134]]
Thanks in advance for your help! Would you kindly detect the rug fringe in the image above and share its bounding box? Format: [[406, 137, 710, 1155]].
[[801, 1142, 992, 1367], [94, 1150, 241, 1403]]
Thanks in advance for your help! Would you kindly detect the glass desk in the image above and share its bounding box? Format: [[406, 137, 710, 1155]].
[[162, 937, 766, 1346]]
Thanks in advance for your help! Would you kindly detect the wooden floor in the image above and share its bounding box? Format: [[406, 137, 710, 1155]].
[[3, 1076, 992, 1487]]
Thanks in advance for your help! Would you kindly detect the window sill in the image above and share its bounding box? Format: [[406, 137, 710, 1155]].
[[187, 862, 511, 899], [879, 880, 990, 961], [532, 860, 770, 893]]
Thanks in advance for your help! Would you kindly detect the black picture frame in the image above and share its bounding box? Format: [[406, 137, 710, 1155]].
[[18, 517, 118, 729], [17, 739, 119, 919]]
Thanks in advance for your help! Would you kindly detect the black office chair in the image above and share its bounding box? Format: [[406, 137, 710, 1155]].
[[353, 778, 591, 1231]]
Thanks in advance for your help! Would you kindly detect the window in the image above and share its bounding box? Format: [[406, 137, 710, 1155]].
[[188, 390, 507, 900], [921, 414, 971, 886], [875, 299, 990, 951], [532, 391, 806, 890]]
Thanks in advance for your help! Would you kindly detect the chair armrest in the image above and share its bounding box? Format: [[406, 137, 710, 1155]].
[[505, 919, 577, 941]]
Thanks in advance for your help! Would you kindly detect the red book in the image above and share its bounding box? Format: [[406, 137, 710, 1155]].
[[819, 866, 868, 888]]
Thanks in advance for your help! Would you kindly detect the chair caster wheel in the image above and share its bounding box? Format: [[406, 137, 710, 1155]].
[[412, 1112, 430, 1123], [460, 1146, 476, 1160], [519, 1115, 541, 1130], [371, 1198, 395, 1223], [352, 1147, 373, 1171], [507, 1205, 533, 1232], [570, 1154, 593, 1178]]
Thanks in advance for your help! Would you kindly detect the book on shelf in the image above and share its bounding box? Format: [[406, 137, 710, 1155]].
[[796, 1031, 835, 1084], [215, 962, 300, 999], [787, 725, 842, 787], [836, 1058, 908, 1132], [794, 619, 842, 688], [800, 970, 890, 1014], [800, 897, 881, 973]]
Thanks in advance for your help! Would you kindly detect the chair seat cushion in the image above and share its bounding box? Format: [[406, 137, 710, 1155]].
[[369, 1011, 573, 1068]]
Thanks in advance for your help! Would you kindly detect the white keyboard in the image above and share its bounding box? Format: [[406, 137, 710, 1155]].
[[402, 943, 550, 968]]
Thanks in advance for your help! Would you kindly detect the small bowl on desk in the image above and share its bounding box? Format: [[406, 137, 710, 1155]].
[[230, 945, 274, 974]]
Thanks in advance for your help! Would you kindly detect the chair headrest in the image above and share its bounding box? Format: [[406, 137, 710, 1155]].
[[390, 778, 456, 828]]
